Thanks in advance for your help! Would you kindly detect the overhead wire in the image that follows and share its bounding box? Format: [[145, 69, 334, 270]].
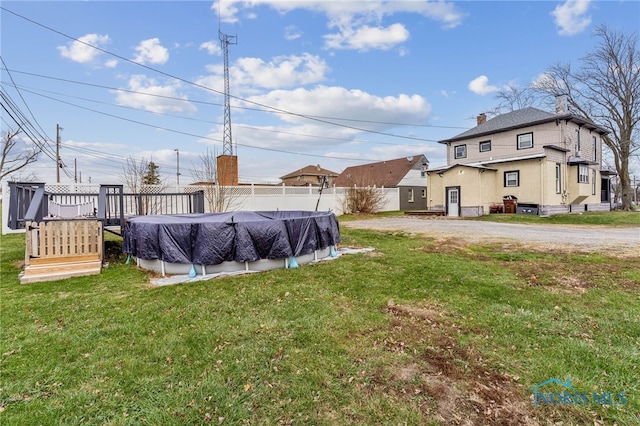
[[0, 6, 466, 143], [6, 81, 441, 147]]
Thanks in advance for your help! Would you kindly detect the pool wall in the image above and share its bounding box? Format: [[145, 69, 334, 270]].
[[123, 211, 340, 276]]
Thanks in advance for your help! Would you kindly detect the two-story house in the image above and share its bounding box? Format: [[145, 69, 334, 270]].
[[280, 164, 339, 187], [427, 105, 612, 217]]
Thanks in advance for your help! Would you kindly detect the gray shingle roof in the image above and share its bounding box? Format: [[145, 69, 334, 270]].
[[439, 107, 607, 144], [441, 108, 556, 143]]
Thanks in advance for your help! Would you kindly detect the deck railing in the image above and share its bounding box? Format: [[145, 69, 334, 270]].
[[5, 183, 205, 232], [25, 220, 103, 262]]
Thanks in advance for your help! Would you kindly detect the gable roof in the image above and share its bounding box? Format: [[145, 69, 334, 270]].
[[280, 164, 339, 180], [440, 107, 608, 144], [334, 155, 428, 187]]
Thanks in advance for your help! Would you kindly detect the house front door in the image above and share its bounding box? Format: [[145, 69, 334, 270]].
[[447, 187, 460, 217]]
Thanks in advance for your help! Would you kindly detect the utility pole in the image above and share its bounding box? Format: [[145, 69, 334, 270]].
[[174, 148, 180, 186], [74, 158, 77, 183], [56, 124, 62, 183]]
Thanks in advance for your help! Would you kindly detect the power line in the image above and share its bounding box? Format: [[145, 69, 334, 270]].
[[0, 7, 467, 143], [1, 68, 468, 131], [7, 81, 441, 147], [0, 57, 56, 151]]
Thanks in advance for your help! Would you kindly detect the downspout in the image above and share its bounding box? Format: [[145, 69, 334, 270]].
[[540, 158, 544, 214], [479, 169, 483, 215]]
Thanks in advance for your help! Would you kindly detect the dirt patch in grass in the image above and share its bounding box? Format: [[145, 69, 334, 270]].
[[418, 237, 639, 292], [359, 301, 593, 425], [502, 259, 639, 292]]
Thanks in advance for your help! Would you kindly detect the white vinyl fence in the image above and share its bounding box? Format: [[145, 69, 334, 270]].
[[2, 181, 400, 234]]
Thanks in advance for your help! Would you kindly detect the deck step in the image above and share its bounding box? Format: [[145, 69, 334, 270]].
[[404, 210, 445, 216], [19, 259, 102, 284]]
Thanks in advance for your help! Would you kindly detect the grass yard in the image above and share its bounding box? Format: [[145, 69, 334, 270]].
[[469, 210, 640, 226], [1, 220, 639, 425]]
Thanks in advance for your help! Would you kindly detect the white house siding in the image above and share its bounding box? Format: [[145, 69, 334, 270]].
[[544, 148, 567, 163], [397, 168, 428, 186], [447, 120, 603, 168], [448, 122, 563, 165]]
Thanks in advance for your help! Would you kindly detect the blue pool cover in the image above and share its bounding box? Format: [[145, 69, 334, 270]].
[[123, 211, 341, 265]]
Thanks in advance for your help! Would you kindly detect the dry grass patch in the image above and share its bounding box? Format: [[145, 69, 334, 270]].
[[354, 300, 585, 426]]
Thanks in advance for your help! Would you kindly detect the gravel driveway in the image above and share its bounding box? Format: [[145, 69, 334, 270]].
[[342, 217, 639, 257]]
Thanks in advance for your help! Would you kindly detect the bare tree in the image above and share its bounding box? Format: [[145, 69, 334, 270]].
[[121, 156, 149, 193], [120, 156, 168, 214], [534, 25, 640, 210], [340, 171, 387, 214], [491, 83, 544, 115], [1, 129, 39, 181], [190, 148, 240, 212]]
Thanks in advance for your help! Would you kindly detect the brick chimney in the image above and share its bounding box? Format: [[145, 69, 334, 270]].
[[555, 95, 568, 115], [477, 113, 487, 126]]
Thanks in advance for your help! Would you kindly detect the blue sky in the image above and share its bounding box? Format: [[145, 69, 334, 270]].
[[2, 0, 638, 185]]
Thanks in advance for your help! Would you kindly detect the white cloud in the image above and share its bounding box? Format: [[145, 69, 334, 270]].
[[468, 75, 499, 95], [113, 75, 197, 114], [440, 89, 451, 98], [199, 40, 221, 55], [530, 72, 568, 93], [133, 38, 169, 65], [58, 33, 111, 65], [197, 85, 431, 164], [551, 0, 591, 36], [212, 0, 241, 23], [197, 53, 329, 94], [324, 23, 409, 51], [284, 25, 302, 41], [235, 85, 431, 148], [213, 1, 464, 51]]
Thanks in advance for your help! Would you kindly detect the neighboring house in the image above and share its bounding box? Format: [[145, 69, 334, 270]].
[[280, 164, 339, 187], [427, 104, 612, 217], [334, 155, 429, 210]]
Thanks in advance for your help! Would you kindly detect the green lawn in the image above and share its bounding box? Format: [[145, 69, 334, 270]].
[[469, 210, 640, 226], [1, 222, 638, 425]]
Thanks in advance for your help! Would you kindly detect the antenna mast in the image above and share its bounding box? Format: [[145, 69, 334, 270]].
[[219, 30, 237, 156]]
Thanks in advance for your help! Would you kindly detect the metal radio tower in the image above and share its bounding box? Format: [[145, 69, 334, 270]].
[[219, 30, 237, 156]]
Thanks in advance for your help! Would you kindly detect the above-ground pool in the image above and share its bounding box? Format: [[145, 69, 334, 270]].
[[123, 211, 341, 276]]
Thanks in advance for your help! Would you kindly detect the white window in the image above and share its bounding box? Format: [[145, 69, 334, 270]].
[[479, 140, 491, 152], [454, 144, 467, 159], [555, 163, 561, 194], [408, 189, 414, 203], [578, 164, 589, 184], [592, 170, 597, 195], [504, 171, 519, 187], [517, 132, 533, 150]]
